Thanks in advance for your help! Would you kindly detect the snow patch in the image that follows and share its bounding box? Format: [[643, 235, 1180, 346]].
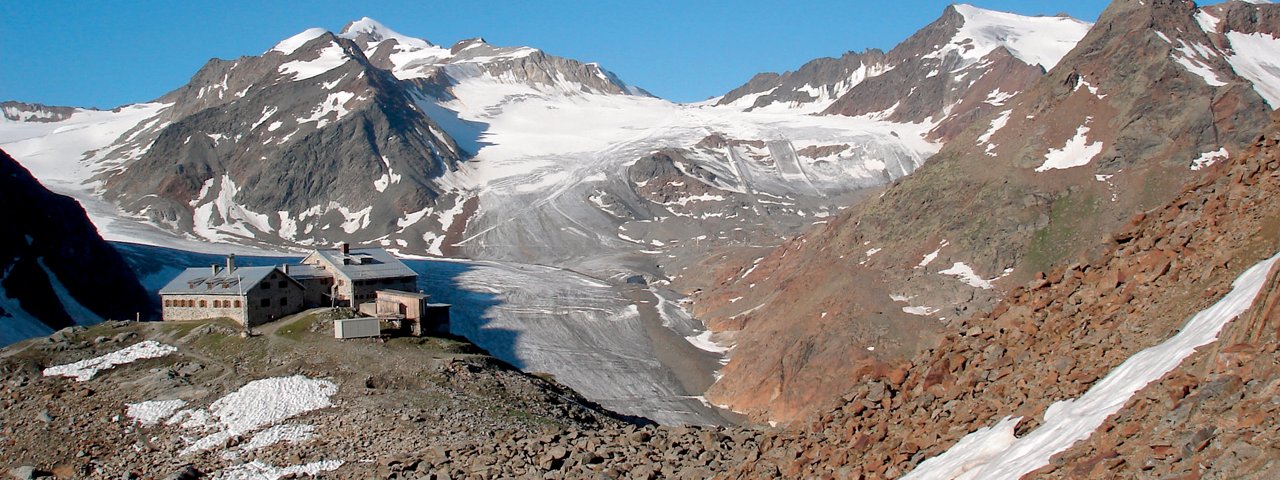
[[903, 306, 940, 316], [1192, 147, 1229, 171], [938, 262, 1001, 290], [43, 341, 177, 382], [126, 399, 187, 426], [977, 110, 1012, 156], [211, 460, 344, 480], [278, 43, 349, 81], [1035, 120, 1104, 172], [270, 28, 328, 55]]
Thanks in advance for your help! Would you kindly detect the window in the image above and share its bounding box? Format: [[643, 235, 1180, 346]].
[[338, 280, 345, 286], [260, 282, 271, 290], [164, 299, 171, 307], [234, 300, 241, 308], [213, 300, 221, 308], [199, 300, 207, 308], [279, 297, 288, 306], [260, 298, 270, 307]]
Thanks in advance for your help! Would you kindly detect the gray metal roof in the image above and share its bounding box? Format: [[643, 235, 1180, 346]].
[[159, 266, 279, 296], [282, 264, 328, 279], [310, 248, 417, 281]]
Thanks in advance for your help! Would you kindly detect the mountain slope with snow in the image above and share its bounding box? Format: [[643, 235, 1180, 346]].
[[717, 4, 1093, 143]]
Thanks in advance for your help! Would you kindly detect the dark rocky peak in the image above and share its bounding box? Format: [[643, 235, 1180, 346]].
[[156, 30, 375, 120], [0, 101, 81, 123], [450, 37, 491, 55]]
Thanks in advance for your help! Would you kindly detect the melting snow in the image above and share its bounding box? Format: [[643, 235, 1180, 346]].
[[904, 251, 1280, 480], [278, 43, 349, 81], [270, 28, 328, 55], [42, 341, 177, 382], [297, 91, 356, 128], [977, 110, 1012, 156], [938, 262, 998, 290], [180, 376, 337, 455], [918, 240, 949, 268], [1170, 40, 1228, 87], [1192, 147, 1229, 171], [1223, 31, 1280, 109], [241, 424, 317, 451], [685, 330, 732, 354], [126, 399, 188, 426], [210, 460, 344, 480], [373, 155, 402, 192], [903, 306, 940, 316], [1035, 120, 1104, 172]]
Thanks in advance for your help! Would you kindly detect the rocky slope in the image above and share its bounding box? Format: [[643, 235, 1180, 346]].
[[0, 148, 151, 345], [0, 314, 625, 478], [721, 114, 1280, 480], [693, 0, 1280, 425]]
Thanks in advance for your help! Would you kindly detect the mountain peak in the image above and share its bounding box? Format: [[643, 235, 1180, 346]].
[[339, 17, 433, 49]]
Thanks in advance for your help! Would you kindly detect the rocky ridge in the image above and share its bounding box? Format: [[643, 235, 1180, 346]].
[[717, 4, 1090, 143], [691, 0, 1279, 425]]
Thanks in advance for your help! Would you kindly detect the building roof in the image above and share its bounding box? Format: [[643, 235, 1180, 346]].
[[159, 266, 279, 296], [282, 264, 328, 280], [309, 247, 417, 281]]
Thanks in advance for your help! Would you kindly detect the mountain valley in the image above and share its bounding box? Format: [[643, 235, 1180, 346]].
[[4, 0, 1280, 478]]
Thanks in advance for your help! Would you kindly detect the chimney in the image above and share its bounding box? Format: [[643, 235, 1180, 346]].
[[338, 242, 350, 255], [212, 265, 220, 276], [282, 264, 290, 275], [227, 254, 237, 273]]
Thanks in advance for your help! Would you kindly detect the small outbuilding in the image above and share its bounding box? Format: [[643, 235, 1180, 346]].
[[333, 317, 381, 339]]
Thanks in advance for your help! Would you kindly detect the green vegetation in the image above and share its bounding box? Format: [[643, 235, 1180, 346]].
[[1026, 191, 1101, 274]]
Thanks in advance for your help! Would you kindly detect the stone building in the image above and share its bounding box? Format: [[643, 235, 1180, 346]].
[[299, 243, 418, 307], [159, 245, 423, 328], [159, 255, 305, 327]]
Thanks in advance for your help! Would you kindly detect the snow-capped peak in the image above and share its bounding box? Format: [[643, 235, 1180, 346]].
[[945, 4, 1093, 71], [339, 17, 433, 49], [270, 27, 329, 55]]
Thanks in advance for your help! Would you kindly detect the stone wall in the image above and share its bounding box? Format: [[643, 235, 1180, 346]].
[[162, 295, 246, 324]]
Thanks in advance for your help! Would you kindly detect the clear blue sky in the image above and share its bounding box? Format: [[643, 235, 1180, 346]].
[[1, 1, 1111, 109]]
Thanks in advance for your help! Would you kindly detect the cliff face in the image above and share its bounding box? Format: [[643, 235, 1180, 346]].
[[694, 0, 1279, 425], [0, 148, 151, 345], [723, 118, 1280, 478]]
